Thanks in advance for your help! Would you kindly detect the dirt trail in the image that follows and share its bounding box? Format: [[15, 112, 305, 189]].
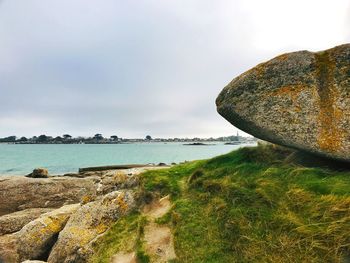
[[144, 222, 176, 262], [142, 195, 172, 219], [111, 195, 176, 263], [111, 252, 137, 263]]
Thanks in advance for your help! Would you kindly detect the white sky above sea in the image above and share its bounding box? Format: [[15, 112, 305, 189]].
[[0, 0, 349, 138]]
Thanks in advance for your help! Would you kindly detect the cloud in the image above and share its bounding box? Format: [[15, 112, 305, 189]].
[[0, 0, 349, 138]]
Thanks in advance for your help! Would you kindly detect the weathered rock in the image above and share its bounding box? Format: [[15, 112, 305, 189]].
[[216, 44, 350, 162], [26, 168, 49, 178], [0, 208, 53, 235], [0, 167, 148, 216], [48, 191, 135, 263], [0, 204, 79, 263], [98, 171, 139, 195], [0, 176, 96, 216]]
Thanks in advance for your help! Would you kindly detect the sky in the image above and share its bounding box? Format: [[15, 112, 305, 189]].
[[0, 0, 349, 138]]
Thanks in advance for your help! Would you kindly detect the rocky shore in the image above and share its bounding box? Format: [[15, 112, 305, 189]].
[[0, 166, 167, 263]]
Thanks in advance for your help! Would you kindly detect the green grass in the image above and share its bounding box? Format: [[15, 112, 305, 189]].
[[92, 144, 350, 263]]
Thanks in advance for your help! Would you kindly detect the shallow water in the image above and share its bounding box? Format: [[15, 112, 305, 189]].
[[0, 142, 256, 175]]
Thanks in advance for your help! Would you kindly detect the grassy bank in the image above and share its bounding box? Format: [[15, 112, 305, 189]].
[[92, 144, 350, 263]]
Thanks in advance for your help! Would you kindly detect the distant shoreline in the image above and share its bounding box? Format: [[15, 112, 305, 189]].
[[0, 141, 255, 145], [0, 142, 258, 176]]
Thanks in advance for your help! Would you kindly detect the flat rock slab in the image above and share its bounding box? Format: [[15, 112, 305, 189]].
[[111, 252, 137, 263], [216, 44, 350, 162], [0, 176, 96, 216]]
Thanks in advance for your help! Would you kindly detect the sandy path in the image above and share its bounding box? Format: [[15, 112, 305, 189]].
[[112, 195, 176, 263]]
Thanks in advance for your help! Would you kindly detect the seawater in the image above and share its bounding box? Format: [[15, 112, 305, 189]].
[[0, 142, 256, 175]]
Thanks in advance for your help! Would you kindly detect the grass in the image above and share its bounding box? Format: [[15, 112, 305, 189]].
[[92, 144, 350, 263]]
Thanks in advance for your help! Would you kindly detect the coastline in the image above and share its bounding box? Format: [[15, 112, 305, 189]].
[[0, 142, 257, 176]]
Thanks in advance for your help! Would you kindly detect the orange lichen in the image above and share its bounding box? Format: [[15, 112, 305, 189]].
[[275, 53, 289, 61], [268, 84, 306, 112], [269, 84, 305, 97], [241, 61, 267, 78], [314, 51, 344, 153]]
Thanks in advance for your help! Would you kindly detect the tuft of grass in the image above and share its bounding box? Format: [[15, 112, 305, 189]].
[[90, 212, 140, 263], [92, 144, 350, 262]]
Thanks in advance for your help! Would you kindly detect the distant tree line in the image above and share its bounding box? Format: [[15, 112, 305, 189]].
[[0, 134, 125, 144], [0, 134, 257, 144]]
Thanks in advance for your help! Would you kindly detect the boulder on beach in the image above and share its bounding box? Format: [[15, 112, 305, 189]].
[[216, 44, 350, 162], [26, 168, 49, 178]]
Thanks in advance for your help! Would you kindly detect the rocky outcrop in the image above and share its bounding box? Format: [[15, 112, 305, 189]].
[[0, 169, 142, 216], [0, 166, 163, 262], [216, 44, 350, 162], [0, 204, 79, 263], [48, 191, 135, 263], [0, 208, 53, 235]]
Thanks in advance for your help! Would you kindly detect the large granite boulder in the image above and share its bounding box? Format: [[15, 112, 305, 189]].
[[216, 44, 350, 162], [0, 204, 79, 263], [48, 190, 135, 263]]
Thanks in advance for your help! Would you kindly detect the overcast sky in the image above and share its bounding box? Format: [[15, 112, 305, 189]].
[[0, 0, 349, 138]]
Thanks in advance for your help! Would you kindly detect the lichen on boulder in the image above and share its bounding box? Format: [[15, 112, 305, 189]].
[[0, 204, 79, 263], [48, 190, 135, 263], [216, 44, 350, 162]]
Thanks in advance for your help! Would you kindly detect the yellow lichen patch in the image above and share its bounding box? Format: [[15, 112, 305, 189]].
[[28, 216, 65, 244], [116, 193, 129, 213], [43, 216, 64, 232], [81, 195, 95, 205], [95, 223, 109, 234], [315, 51, 345, 153], [68, 226, 95, 246]]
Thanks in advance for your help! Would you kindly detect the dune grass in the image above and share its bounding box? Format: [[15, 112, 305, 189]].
[[92, 144, 350, 263]]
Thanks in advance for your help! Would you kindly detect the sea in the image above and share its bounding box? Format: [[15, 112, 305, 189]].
[[0, 142, 256, 175]]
